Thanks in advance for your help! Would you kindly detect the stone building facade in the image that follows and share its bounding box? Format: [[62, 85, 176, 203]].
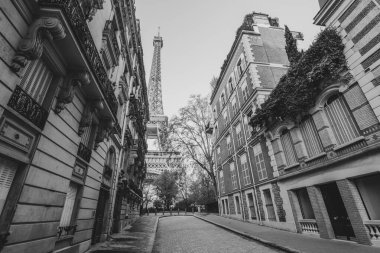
[[212, 1, 380, 248], [0, 1, 148, 253], [209, 12, 299, 231]]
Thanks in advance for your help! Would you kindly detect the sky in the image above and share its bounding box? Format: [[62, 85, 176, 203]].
[[135, 0, 323, 118]]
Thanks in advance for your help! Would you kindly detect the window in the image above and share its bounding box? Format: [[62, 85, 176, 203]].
[[235, 123, 243, 147], [213, 107, 217, 120], [20, 58, 54, 104], [230, 162, 238, 189], [228, 76, 234, 92], [217, 146, 221, 164], [253, 143, 267, 180], [227, 135, 232, 155], [295, 188, 315, 219], [240, 154, 251, 185], [0, 156, 18, 214], [59, 182, 80, 234], [219, 170, 225, 194], [223, 110, 229, 128], [355, 174, 380, 220], [234, 195, 241, 214], [280, 129, 298, 166], [221, 93, 226, 106], [241, 81, 248, 101], [246, 193, 257, 220], [237, 59, 243, 77], [231, 96, 238, 115], [324, 94, 360, 145], [263, 189, 276, 221], [243, 115, 252, 138], [299, 117, 323, 158]]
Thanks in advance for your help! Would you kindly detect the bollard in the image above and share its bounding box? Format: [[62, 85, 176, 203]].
[[178, 208, 179, 215], [170, 209, 172, 216], [155, 208, 157, 216]]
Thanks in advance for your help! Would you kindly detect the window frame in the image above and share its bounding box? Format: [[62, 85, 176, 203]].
[[253, 143, 267, 181], [240, 153, 251, 185]]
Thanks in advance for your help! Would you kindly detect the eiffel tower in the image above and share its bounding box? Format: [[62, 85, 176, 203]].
[[145, 29, 181, 182]]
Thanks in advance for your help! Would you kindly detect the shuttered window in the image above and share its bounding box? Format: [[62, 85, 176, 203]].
[[0, 157, 18, 214], [324, 95, 360, 145], [240, 154, 251, 185], [20, 58, 53, 104], [253, 143, 267, 180], [219, 170, 225, 194], [280, 129, 297, 166], [59, 182, 78, 227], [299, 117, 323, 157], [230, 163, 237, 189]]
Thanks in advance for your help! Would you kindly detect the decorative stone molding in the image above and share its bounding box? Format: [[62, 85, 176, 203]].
[[55, 72, 90, 114], [11, 17, 66, 72], [94, 119, 114, 150]]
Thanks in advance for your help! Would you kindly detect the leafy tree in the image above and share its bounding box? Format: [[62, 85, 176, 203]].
[[153, 170, 179, 210], [188, 169, 216, 205], [142, 182, 155, 212], [284, 25, 302, 65], [167, 95, 217, 196]]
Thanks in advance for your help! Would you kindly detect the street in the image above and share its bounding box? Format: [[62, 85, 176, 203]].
[[152, 216, 283, 253]]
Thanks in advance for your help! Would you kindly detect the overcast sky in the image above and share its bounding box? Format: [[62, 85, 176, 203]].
[[135, 0, 322, 117]]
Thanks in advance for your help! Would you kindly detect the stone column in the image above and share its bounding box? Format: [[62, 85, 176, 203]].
[[287, 190, 303, 233], [336, 179, 372, 245], [307, 186, 335, 239]]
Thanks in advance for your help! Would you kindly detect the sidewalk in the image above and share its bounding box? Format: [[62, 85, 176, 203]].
[[87, 216, 158, 253], [195, 213, 379, 253]]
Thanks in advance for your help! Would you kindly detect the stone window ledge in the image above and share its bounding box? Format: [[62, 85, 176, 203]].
[[284, 163, 300, 171], [333, 136, 365, 152], [305, 152, 327, 163]]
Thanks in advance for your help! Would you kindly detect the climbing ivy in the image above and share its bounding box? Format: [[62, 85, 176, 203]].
[[250, 28, 350, 129]]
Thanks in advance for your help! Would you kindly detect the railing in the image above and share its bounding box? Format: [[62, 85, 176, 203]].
[[57, 225, 77, 239], [103, 164, 112, 179], [39, 0, 118, 118], [8, 86, 48, 129], [103, 20, 121, 60], [364, 220, 380, 243], [299, 219, 319, 234], [77, 142, 92, 162]]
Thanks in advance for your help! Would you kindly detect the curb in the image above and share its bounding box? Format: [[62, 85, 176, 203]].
[[147, 216, 159, 253], [194, 215, 303, 253]]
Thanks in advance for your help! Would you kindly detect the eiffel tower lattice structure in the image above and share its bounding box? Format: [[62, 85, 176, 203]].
[[145, 29, 181, 183]]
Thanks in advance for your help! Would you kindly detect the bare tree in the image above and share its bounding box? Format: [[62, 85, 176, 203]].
[[168, 95, 217, 195]]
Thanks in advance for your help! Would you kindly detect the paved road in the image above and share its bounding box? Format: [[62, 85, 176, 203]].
[[152, 216, 283, 253]]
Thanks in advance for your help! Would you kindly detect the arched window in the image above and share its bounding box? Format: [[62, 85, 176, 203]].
[[280, 129, 297, 166], [324, 94, 360, 145]]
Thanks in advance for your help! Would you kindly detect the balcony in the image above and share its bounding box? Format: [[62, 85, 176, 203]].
[[77, 142, 92, 163], [103, 165, 113, 179], [39, 0, 118, 118], [8, 86, 48, 129]]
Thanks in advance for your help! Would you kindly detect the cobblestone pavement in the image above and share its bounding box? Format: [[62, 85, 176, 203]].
[[152, 216, 283, 253]]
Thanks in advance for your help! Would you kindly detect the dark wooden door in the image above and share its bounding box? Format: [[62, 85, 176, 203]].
[[320, 183, 355, 240], [92, 188, 109, 244]]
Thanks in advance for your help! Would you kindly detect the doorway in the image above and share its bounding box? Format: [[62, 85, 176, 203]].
[[92, 188, 109, 244], [246, 193, 257, 220], [263, 189, 276, 221], [320, 183, 355, 240]]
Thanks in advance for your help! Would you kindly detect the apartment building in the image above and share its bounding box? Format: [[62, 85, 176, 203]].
[[210, 12, 298, 231], [0, 1, 148, 252]]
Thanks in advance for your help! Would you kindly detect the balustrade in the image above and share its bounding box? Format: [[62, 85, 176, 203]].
[[299, 219, 319, 234], [8, 86, 48, 129], [364, 220, 380, 244], [77, 142, 92, 162]]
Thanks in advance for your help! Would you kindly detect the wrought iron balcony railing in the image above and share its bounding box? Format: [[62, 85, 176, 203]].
[[8, 86, 49, 129], [57, 225, 77, 239], [103, 164, 112, 179], [39, 0, 118, 118], [77, 142, 92, 162]]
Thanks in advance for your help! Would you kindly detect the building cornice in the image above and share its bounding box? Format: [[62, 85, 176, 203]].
[[314, 0, 344, 26]]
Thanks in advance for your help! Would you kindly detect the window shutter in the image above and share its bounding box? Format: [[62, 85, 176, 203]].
[[281, 131, 297, 166], [59, 183, 78, 227], [0, 158, 17, 214]]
